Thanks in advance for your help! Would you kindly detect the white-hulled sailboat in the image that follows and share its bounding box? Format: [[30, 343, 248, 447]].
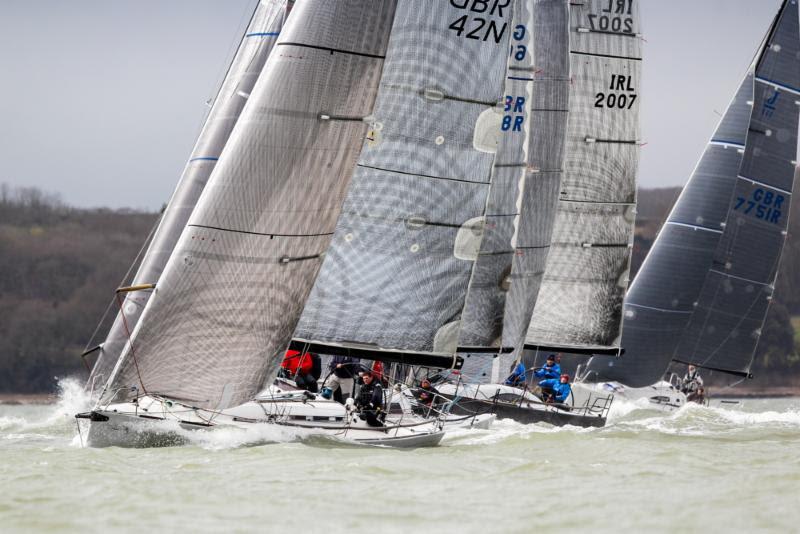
[[79, 0, 518, 447]]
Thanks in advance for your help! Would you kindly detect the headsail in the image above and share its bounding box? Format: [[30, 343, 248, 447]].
[[295, 1, 513, 360], [101, 0, 397, 409], [524, 0, 642, 353], [87, 0, 290, 389], [500, 0, 571, 354], [588, 0, 800, 386]]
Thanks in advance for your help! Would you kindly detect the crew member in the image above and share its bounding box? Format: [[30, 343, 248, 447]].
[[356, 372, 384, 427], [505, 361, 528, 387], [415, 377, 440, 407], [533, 354, 562, 380], [325, 355, 361, 403], [681, 364, 705, 403], [538, 374, 572, 404], [279, 350, 318, 392]]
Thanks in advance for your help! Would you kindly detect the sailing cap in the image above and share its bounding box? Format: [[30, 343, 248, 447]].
[[546, 354, 556, 361]]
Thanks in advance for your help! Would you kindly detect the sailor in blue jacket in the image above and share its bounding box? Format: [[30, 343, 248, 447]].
[[533, 354, 561, 380], [504, 361, 528, 387], [538, 374, 572, 404]]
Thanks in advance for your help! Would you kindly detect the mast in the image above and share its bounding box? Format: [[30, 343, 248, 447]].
[[588, 0, 800, 386], [294, 0, 514, 367], [87, 0, 291, 389], [524, 0, 642, 354], [101, 0, 398, 410]]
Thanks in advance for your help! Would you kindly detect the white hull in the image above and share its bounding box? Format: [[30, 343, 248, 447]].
[[571, 380, 686, 413], [81, 388, 446, 449]]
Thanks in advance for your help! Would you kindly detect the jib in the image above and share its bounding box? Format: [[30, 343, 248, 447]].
[[450, 0, 510, 17]]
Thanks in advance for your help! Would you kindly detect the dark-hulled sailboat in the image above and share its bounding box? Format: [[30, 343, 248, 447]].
[[573, 0, 800, 411]]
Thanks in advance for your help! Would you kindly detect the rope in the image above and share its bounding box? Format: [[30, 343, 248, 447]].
[[115, 292, 148, 396], [81, 210, 162, 357]]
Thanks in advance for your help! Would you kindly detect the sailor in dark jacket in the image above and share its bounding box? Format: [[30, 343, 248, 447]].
[[415, 378, 440, 407], [325, 355, 361, 403], [356, 372, 384, 427], [533, 354, 561, 380]]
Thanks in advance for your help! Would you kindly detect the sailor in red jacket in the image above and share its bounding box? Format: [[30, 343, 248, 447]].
[[280, 350, 320, 392]]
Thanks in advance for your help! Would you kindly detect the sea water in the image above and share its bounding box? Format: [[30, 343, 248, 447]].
[[1, 379, 798, 533]]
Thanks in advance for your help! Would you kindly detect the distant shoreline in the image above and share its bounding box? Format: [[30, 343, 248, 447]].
[[0, 393, 57, 405]]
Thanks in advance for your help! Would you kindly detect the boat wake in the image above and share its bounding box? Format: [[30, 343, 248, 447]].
[[3, 381, 797, 451]]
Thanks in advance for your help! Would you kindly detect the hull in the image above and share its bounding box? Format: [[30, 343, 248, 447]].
[[78, 390, 446, 449], [436, 383, 610, 428]]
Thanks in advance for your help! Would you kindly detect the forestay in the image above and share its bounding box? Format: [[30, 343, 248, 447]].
[[588, 0, 800, 387], [88, 0, 290, 389], [102, 0, 397, 410], [295, 0, 513, 356], [525, 0, 642, 353]]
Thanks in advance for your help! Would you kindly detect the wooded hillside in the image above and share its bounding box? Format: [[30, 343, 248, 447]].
[[0, 184, 797, 392]]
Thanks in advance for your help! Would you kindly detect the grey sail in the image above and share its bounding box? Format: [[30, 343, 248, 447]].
[[588, 0, 800, 386], [525, 0, 642, 353], [499, 0, 570, 355], [101, 0, 397, 410], [87, 0, 290, 389], [295, 1, 513, 357]]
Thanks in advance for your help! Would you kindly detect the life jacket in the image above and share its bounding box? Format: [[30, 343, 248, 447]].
[[281, 350, 313, 376]]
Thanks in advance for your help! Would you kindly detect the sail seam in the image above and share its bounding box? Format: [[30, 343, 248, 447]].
[[708, 269, 771, 287], [737, 175, 793, 196], [571, 50, 642, 61], [187, 224, 334, 238], [709, 139, 746, 148], [559, 199, 635, 206], [626, 302, 693, 315], [277, 42, 386, 59], [665, 221, 724, 234], [356, 164, 491, 185], [755, 76, 800, 96]]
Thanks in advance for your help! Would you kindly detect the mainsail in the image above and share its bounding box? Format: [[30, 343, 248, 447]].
[[101, 0, 398, 409], [524, 0, 642, 353], [587, 0, 800, 387], [87, 0, 290, 388], [295, 1, 513, 359]]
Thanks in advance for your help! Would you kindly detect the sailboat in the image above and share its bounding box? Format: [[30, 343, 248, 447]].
[[78, 0, 517, 447], [436, 0, 642, 427], [84, 0, 293, 395], [572, 0, 800, 412]]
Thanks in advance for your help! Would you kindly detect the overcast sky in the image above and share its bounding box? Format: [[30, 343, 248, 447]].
[[0, 0, 785, 210]]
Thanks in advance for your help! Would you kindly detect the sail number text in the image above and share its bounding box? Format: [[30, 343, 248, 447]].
[[734, 188, 784, 224], [588, 0, 635, 34], [502, 96, 525, 131], [595, 74, 637, 110], [448, 0, 510, 44]]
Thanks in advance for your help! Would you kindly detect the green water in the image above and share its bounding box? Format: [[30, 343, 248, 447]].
[[1, 381, 798, 533]]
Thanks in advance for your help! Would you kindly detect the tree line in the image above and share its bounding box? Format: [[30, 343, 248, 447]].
[[0, 184, 797, 393]]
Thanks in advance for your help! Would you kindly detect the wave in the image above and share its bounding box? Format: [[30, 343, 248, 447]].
[[3, 383, 798, 450]]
